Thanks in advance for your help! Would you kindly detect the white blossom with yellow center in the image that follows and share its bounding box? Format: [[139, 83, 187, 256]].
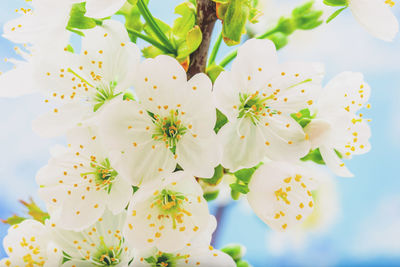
[[49, 210, 134, 266], [123, 172, 211, 253], [2, 0, 73, 50], [130, 216, 236, 267], [247, 161, 316, 231], [213, 39, 324, 171], [32, 20, 140, 137], [304, 72, 371, 177], [348, 0, 399, 41], [99, 55, 221, 184], [36, 126, 132, 231], [0, 220, 61, 267]]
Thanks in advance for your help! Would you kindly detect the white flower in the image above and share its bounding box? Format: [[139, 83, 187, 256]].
[[3, 0, 73, 50], [130, 218, 235, 267], [49, 210, 134, 266], [36, 126, 132, 231], [32, 20, 140, 137], [83, 0, 127, 19], [213, 39, 324, 171], [123, 171, 211, 253], [0, 220, 61, 267], [348, 0, 399, 41], [304, 72, 371, 177], [247, 161, 316, 231], [100, 55, 220, 184]]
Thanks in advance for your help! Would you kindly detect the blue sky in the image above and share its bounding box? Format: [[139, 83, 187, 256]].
[[0, 0, 400, 266]]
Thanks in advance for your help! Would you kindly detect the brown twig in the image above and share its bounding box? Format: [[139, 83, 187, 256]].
[[187, 0, 218, 79]]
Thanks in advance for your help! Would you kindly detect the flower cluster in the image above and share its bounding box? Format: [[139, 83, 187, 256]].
[[0, 0, 378, 266]]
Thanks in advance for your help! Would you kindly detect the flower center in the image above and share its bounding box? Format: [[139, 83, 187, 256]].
[[151, 110, 187, 153], [152, 189, 191, 229], [82, 158, 118, 193], [92, 237, 124, 266], [385, 0, 395, 7], [144, 252, 187, 267], [238, 91, 269, 123]]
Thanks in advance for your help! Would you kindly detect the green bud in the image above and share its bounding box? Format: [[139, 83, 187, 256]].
[[276, 17, 296, 35], [267, 32, 288, 50], [221, 244, 246, 261], [236, 260, 251, 267], [323, 0, 347, 6]]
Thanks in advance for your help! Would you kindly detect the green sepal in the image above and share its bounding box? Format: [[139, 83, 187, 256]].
[[201, 165, 224, 185], [67, 3, 97, 30], [142, 46, 165, 58], [237, 260, 251, 267], [267, 32, 288, 50], [214, 109, 228, 134], [206, 64, 225, 83], [231, 189, 241, 200], [323, 0, 347, 6], [176, 26, 202, 60], [291, 109, 313, 128], [1, 215, 27, 225], [172, 2, 196, 38], [229, 183, 249, 194], [301, 148, 325, 165], [222, 0, 250, 46], [234, 167, 256, 184], [326, 7, 347, 23], [276, 17, 296, 35], [221, 244, 245, 261], [204, 191, 220, 201], [292, 1, 324, 31]]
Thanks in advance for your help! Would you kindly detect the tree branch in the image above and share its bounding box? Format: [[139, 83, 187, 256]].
[[187, 0, 217, 79]]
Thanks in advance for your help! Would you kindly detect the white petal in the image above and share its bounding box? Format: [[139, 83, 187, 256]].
[[260, 114, 310, 161], [304, 119, 333, 150], [320, 145, 354, 177], [349, 0, 399, 41], [176, 133, 221, 178], [231, 39, 278, 93], [106, 175, 132, 214], [85, 0, 127, 18], [178, 247, 236, 267], [213, 71, 241, 121], [218, 119, 266, 171], [247, 162, 315, 231]]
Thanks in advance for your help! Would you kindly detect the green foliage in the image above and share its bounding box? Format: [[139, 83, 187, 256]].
[[301, 148, 325, 165], [326, 7, 347, 23], [323, 0, 347, 6], [214, 109, 229, 133], [214, 0, 261, 46], [207, 64, 225, 83], [66, 3, 102, 35], [267, 32, 288, 50], [2, 198, 49, 225], [221, 244, 251, 266]]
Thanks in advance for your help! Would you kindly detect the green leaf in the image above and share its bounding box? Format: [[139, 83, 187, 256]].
[[214, 109, 228, 133], [142, 46, 165, 58], [143, 17, 172, 43], [326, 7, 347, 23], [234, 167, 256, 184], [67, 3, 97, 30], [204, 191, 220, 201], [222, 0, 250, 46], [127, 0, 138, 5], [176, 26, 202, 59], [172, 2, 196, 38], [236, 260, 251, 267], [230, 183, 249, 194], [206, 64, 225, 83], [323, 0, 347, 6]]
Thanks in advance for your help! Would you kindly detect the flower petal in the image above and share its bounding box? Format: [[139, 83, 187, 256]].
[[320, 145, 354, 177], [85, 0, 127, 19]]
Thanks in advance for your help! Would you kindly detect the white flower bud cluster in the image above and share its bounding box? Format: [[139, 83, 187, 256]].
[[0, 1, 373, 266]]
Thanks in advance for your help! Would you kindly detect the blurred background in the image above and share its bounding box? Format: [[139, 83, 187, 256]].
[[0, 0, 399, 266]]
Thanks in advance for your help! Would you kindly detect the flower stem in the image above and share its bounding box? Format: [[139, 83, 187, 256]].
[[208, 32, 223, 65], [127, 28, 173, 54], [136, 0, 176, 54]]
